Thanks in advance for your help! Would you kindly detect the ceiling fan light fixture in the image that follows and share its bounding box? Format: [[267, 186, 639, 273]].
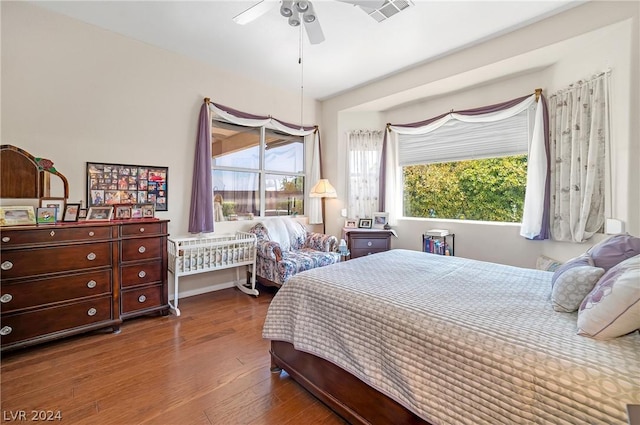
[[303, 12, 316, 23], [295, 1, 310, 13], [288, 15, 301, 27], [280, 1, 294, 18]]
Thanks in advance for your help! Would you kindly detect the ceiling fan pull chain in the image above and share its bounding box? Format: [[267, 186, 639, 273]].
[[299, 24, 304, 130]]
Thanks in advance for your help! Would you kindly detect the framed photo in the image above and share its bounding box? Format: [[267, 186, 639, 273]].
[[78, 209, 88, 220], [0, 206, 36, 226], [40, 197, 66, 221], [372, 212, 389, 229], [36, 207, 57, 224], [358, 218, 372, 229], [141, 204, 155, 219], [131, 205, 143, 219], [62, 203, 81, 222], [86, 206, 113, 221], [115, 204, 132, 219], [344, 219, 357, 228], [87, 162, 168, 211]]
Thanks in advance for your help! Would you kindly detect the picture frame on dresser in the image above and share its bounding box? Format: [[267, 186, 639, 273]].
[[358, 218, 372, 229], [372, 212, 389, 229], [62, 203, 81, 222], [0, 206, 36, 226], [115, 204, 132, 219], [40, 197, 65, 221], [345, 219, 357, 228], [86, 206, 113, 221], [36, 207, 57, 224], [141, 203, 155, 218]]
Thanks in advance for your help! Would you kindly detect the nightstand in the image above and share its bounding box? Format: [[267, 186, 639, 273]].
[[345, 230, 392, 259]]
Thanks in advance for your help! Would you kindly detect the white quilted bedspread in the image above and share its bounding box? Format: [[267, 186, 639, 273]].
[[262, 249, 640, 425]]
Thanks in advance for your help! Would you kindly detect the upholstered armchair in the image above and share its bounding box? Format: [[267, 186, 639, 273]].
[[249, 217, 340, 287]]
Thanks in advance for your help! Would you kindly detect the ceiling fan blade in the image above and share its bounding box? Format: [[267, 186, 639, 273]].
[[233, 1, 276, 25], [303, 18, 325, 44], [336, 0, 387, 8]]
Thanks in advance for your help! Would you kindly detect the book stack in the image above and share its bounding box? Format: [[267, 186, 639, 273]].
[[423, 229, 452, 256]]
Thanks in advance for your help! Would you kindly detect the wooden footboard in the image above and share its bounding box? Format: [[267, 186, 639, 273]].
[[270, 340, 430, 425]]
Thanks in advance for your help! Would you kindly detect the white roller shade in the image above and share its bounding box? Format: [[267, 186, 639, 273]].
[[398, 108, 531, 166]]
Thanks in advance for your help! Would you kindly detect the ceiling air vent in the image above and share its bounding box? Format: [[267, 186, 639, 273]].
[[360, 0, 414, 23]]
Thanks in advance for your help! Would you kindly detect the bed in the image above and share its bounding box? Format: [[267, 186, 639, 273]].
[[262, 249, 640, 425]]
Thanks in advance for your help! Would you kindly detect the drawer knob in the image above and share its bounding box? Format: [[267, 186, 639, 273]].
[[87, 308, 97, 316], [138, 270, 146, 278], [87, 280, 97, 289], [138, 246, 146, 254], [2, 237, 10, 243], [0, 326, 12, 336], [367, 241, 372, 247], [50, 230, 55, 237], [138, 295, 147, 303], [0, 294, 13, 303], [88, 231, 95, 237], [139, 227, 145, 233], [87, 252, 96, 261], [1, 261, 13, 271]]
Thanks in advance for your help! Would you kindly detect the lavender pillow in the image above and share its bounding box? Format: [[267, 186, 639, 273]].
[[577, 255, 640, 340], [551, 254, 594, 287], [587, 233, 640, 272]]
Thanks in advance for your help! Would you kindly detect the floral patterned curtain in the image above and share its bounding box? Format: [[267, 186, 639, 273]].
[[346, 130, 384, 219], [549, 71, 610, 242]]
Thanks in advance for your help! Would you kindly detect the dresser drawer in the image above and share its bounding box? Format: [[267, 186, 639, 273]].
[[0, 270, 111, 313], [0, 296, 112, 346], [120, 222, 163, 237], [121, 237, 162, 261], [350, 237, 388, 250], [121, 285, 163, 315], [121, 262, 163, 288], [0, 242, 112, 279], [0, 226, 111, 246]]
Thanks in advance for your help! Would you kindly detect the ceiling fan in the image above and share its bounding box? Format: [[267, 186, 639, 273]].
[[233, 1, 408, 45]]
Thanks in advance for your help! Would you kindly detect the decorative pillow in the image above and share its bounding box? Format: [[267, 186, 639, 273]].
[[551, 266, 605, 312], [577, 255, 640, 340], [536, 255, 562, 272], [551, 254, 594, 287], [586, 233, 640, 272]]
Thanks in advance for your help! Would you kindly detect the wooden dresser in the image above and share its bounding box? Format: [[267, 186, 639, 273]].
[[0, 219, 168, 352], [347, 230, 392, 259]]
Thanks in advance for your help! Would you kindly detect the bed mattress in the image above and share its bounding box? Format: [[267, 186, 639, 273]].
[[262, 249, 640, 424]]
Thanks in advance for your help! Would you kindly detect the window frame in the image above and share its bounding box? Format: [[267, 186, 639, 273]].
[[211, 120, 307, 218]]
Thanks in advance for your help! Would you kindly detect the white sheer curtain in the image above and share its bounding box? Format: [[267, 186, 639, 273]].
[[549, 72, 610, 242], [346, 130, 383, 219]]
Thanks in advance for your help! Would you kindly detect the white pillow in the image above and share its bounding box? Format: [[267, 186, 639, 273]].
[[577, 255, 640, 340]]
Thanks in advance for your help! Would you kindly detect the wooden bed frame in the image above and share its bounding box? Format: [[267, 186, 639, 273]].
[[270, 340, 431, 425]]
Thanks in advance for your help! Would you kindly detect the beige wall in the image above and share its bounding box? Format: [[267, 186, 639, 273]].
[[322, 1, 639, 267], [1, 1, 320, 297], [2, 1, 638, 302]]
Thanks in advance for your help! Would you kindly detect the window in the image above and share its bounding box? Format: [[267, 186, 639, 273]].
[[346, 130, 384, 219], [398, 105, 533, 223], [212, 120, 305, 219]]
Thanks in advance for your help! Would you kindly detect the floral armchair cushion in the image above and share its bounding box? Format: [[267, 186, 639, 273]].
[[249, 219, 340, 286]]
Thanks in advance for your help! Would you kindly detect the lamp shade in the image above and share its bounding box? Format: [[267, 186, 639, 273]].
[[310, 179, 337, 198]]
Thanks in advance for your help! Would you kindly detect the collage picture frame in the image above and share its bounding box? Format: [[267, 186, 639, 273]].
[[87, 162, 168, 212]]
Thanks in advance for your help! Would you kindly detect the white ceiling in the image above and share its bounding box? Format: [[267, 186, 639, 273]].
[[31, 1, 583, 100]]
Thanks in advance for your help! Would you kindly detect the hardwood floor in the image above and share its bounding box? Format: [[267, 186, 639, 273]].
[[0, 287, 347, 425]]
